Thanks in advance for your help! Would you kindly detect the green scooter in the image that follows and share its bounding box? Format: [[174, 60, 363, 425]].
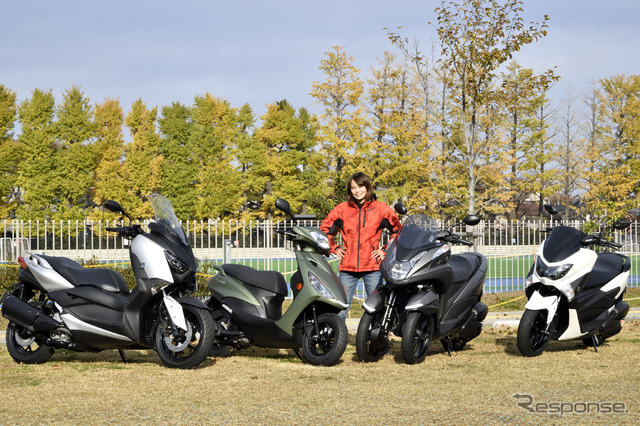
[[206, 198, 349, 366]]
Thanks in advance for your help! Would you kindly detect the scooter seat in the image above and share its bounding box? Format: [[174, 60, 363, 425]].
[[449, 253, 483, 284], [40, 255, 130, 294], [221, 264, 288, 297], [583, 252, 630, 290]]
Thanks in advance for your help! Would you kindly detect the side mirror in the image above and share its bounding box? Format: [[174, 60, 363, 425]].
[[275, 198, 293, 218], [394, 203, 407, 215], [544, 204, 557, 215], [247, 200, 261, 210], [463, 214, 481, 226], [104, 200, 125, 214], [612, 219, 631, 230]]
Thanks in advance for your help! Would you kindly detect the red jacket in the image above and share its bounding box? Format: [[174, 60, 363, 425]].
[[320, 199, 402, 272]]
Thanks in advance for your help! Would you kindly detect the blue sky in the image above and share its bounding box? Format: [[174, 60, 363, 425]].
[[3, 0, 639, 120]]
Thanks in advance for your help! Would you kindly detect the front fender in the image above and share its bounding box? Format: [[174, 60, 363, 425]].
[[524, 291, 560, 327], [361, 289, 385, 314], [174, 296, 210, 311], [405, 290, 439, 315]]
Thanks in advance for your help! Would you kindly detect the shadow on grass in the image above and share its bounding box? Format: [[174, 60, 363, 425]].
[[494, 335, 595, 356], [46, 348, 218, 369]]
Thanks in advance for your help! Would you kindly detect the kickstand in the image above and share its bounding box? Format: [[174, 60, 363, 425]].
[[293, 348, 304, 361], [445, 337, 452, 357], [118, 349, 129, 363], [591, 335, 599, 353]]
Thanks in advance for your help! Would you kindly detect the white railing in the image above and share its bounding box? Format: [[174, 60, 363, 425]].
[[2, 218, 639, 295]]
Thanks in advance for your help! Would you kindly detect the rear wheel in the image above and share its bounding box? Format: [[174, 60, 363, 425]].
[[302, 313, 347, 366], [155, 304, 214, 369], [401, 312, 433, 364], [355, 312, 388, 362], [6, 322, 55, 364], [517, 309, 550, 357]]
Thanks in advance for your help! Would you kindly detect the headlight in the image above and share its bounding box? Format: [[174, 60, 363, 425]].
[[165, 251, 189, 273], [310, 231, 330, 251], [308, 271, 335, 300], [535, 258, 572, 280], [389, 252, 424, 280]]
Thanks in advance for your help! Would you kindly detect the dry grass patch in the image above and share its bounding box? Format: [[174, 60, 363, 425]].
[[1, 319, 639, 424]]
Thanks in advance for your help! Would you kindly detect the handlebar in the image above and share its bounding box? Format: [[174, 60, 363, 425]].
[[105, 225, 142, 238]]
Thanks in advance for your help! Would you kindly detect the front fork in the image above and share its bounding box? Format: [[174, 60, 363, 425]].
[[380, 290, 397, 334], [162, 292, 188, 333]]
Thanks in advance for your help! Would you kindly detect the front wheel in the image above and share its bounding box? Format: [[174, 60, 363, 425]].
[[302, 313, 347, 366], [355, 312, 388, 362], [517, 309, 550, 357], [6, 322, 55, 364], [401, 312, 433, 364], [155, 304, 214, 369]]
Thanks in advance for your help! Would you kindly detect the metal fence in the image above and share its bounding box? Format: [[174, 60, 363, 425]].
[[2, 218, 639, 296]]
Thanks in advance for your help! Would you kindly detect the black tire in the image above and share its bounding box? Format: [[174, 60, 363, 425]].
[[155, 304, 214, 369], [401, 312, 433, 364], [5, 322, 55, 364], [302, 313, 347, 366], [517, 309, 550, 357], [209, 311, 235, 358], [355, 312, 388, 363], [441, 337, 467, 352]]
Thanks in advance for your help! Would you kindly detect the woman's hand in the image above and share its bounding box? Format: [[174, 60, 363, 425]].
[[372, 249, 385, 263]]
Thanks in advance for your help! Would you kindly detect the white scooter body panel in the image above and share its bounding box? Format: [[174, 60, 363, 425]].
[[130, 235, 173, 282], [23, 253, 74, 291], [535, 245, 597, 287]]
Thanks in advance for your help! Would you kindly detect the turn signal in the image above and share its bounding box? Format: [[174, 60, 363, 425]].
[[296, 282, 302, 291]]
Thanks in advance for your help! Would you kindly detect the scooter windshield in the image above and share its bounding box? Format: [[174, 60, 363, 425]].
[[397, 214, 439, 249], [543, 225, 586, 263], [150, 193, 189, 246]]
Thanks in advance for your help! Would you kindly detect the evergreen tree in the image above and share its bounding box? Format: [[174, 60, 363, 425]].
[[15, 89, 57, 220], [0, 85, 18, 218], [123, 99, 163, 218], [158, 102, 196, 218], [92, 98, 128, 219], [191, 94, 244, 220], [53, 86, 96, 220]]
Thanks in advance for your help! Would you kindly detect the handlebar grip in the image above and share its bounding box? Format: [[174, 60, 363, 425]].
[[105, 227, 123, 233], [607, 241, 622, 249], [459, 239, 474, 247]]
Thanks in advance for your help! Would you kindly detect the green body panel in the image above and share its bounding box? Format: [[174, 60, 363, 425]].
[[276, 249, 348, 334], [207, 274, 260, 307], [207, 225, 348, 338]]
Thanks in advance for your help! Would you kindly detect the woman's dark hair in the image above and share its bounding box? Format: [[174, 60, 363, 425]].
[[347, 172, 374, 203]]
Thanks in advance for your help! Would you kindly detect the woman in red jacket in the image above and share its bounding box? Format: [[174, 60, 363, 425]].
[[320, 172, 402, 320]]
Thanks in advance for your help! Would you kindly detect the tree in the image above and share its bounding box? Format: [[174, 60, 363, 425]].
[[191, 94, 244, 220], [0, 85, 18, 218], [310, 46, 368, 202], [583, 75, 640, 221], [53, 86, 96, 220], [92, 98, 128, 217], [15, 89, 57, 220], [556, 88, 584, 221], [253, 100, 328, 218], [121, 99, 163, 218], [501, 61, 556, 218], [158, 102, 197, 219], [417, 0, 551, 215]]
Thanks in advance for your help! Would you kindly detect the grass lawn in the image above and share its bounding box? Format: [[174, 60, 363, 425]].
[[0, 317, 638, 424]]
